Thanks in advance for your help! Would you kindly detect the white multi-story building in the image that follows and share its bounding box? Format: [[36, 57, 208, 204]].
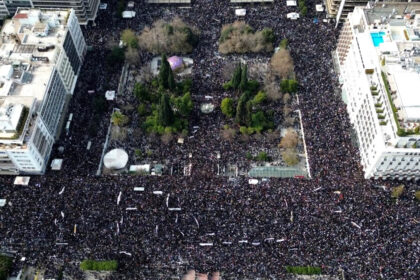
[[0, 0, 100, 24], [0, 8, 86, 174], [336, 2, 420, 180]]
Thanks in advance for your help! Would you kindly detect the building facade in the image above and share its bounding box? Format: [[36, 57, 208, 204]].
[[0, 8, 86, 174], [335, 3, 420, 180], [0, 0, 100, 24]]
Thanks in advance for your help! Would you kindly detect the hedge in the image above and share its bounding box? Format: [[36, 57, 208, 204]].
[[0, 255, 12, 280], [285, 265, 322, 275], [80, 260, 118, 271]]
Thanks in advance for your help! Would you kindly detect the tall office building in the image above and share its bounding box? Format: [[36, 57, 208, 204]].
[[327, 0, 412, 23], [335, 2, 420, 180], [0, 0, 100, 24], [0, 8, 86, 174]]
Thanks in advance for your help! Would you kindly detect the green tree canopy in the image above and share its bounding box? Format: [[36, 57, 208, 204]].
[[231, 64, 242, 89], [235, 92, 250, 125], [111, 111, 129, 127], [80, 260, 118, 271], [159, 54, 170, 89], [158, 94, 174, 126], [168, 66, 176, 90], [107, 47, 125, 65], [134, 83, 149, 101], [239, 64, 248, 92], [173, 92, 193, 117], [221, 97, 235, 118], [0, 255, 12, 280], [121, 29, 138, 48]]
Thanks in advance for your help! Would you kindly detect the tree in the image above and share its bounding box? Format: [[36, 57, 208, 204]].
[[271, 49, 294, 79], [252, 91, 267, 105], [173, 92, 193, 117], [125, 46, 140, 65], [168, 66, 176, 90], [158, 94, 174, 126], [0, 255, 12, 280], [80, 260, 118, 271], [283, 93, 291, 104], [239, 64, 248, 92], [301, 6, 308, 17], [111, 111, 129, 127], [116, 0, 125, 18], [159, 54, 170, 89], [231, 64, 242, 89], [279, 38, 288, 49], [281, 79, 298, 94], [107, 47, 125, 65], [261, 28, 275, 44], [415, 190, 420, 201], [121, 29, 138, 48], [92, 96, 107, 114], [221, 126, 236, 141], [282, 149, 299, 166], [235, 93, 248, 125], [256, 151, 269, 161], [279, 128, 298, 149], [245, 100, 252, 126], [133, 83, 149, 101], [221, 97, 234, 118], [391, 185, 405, 199]]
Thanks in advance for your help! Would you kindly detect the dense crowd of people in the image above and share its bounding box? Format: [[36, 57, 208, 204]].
[[0, 1, 419, 279]]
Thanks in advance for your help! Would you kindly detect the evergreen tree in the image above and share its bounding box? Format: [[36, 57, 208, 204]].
[[231, 64, 242, 89], [239, 64, 248, 92], [159, 54, 170, 89], [245, 100, 253, 126], [168, 67, 176, 90], [235, 92, 249, 125], [158, 94, 174, 126]]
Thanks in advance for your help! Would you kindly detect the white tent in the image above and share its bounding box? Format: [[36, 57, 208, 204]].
[[122, 11, 136, 18], [50, 159, 63, 170], [14, 176, 30, 185], [0, 199, 6, 207], [287, 12, 300, 20], [286, 0, 297, 6], [105, 90, 115, 100], [235, 9, 246, 16], [129, 164, 150, 173], [248, 179, 259, 185], [104, 149, 128, 169], [316, 4, 324, 12]]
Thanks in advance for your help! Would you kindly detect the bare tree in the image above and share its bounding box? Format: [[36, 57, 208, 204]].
[[221, 127, 236, 142], [270, 49, 294, 79], [218, 21, 274, 54], [161, 132, 173, 145], [282, 148, 299, 166], [264, 74, 282, 101], [279, 128, 298, 149], [125, 46, 140, 65], [139, 17, 199, 54]]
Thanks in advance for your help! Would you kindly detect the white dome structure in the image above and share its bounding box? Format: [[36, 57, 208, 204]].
[[104, 148, 128, 170]]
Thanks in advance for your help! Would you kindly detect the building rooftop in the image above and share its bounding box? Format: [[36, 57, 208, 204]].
[[0, 8, 70, 142], [353, 3, 420, 128]]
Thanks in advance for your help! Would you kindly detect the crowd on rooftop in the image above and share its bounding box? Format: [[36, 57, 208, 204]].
[[0, 1, 419, 279]]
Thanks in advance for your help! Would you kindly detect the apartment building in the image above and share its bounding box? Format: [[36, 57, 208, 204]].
[[0, 0, 100, 24], [0, 8, 86, 174], [335, 2, 420, 180]]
